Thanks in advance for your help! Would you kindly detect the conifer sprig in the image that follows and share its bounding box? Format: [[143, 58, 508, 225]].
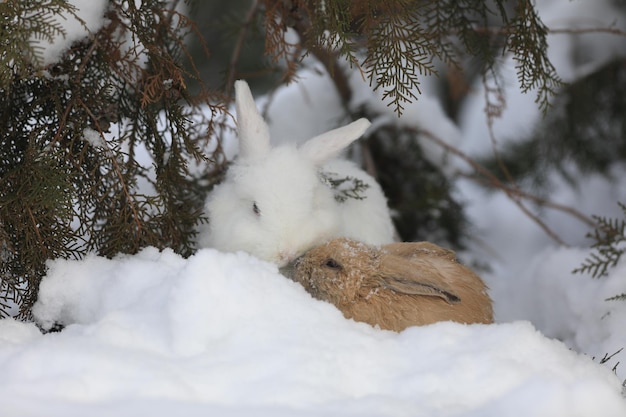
[[507, 0, 563, 113], [0, 0, 81, 91], [573, 203, 626, 279], [362, 2, 437, 116], [260, 0, 561, 115]]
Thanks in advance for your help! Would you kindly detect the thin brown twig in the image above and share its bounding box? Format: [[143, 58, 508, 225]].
[[289, 13, 353, 107], [470, 176, 596, 227], [77, 99, 143, 233], [471, 25, 626, 38], [477, 68, 577, 244], [226, 0, 261, 97], [549, 26, 626, 36], [26, 206, 48, 258], [417, 128, 599, 246]]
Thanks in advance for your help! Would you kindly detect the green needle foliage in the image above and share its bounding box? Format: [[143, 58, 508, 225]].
[[0, 0, 226, 318], [573, 203, 626, 285], [508, 0, 562, 112], [573, 202, 626, 303], [260, 0, 561, 115]]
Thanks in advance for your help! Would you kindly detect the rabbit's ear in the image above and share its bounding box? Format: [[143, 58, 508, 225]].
[[235, 80, 271, 159], [383, 242, 457, 261], [299, 118, 371, 165], [380, 276, 461, 304], [378, 257, 461, 304]]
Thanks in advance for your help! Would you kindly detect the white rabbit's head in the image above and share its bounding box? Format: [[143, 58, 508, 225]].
[[202, 80, 371, 266]]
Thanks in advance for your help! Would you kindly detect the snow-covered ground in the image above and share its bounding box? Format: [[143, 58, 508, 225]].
[[2, 0, 626, 416], [1, 247, 624, 417]]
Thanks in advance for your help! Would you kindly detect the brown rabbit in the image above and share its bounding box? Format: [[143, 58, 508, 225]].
[[288, 238, 493, 331]]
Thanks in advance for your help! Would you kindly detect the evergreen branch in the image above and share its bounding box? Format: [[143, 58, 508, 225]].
[[319, 171, 370, 203], [77, 99, 142, 234], [362, 2, 437, 116], [262, 0, 302, 82], [0, 0, 76, 89], [573, 203, 626, 279], [1, 0, 226, 316], [507, 1, 563, 113]]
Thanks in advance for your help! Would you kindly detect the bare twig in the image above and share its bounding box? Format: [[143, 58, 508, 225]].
[[550, 26, 626, 37], [26, 207, 48, 258], [471, 25, 626, 38], [226, 0, 261, 97], [417, 128, 598, 245], [470, 176, 596, 228], [288, 9, 353, 106], [78, 98, 143, 233]]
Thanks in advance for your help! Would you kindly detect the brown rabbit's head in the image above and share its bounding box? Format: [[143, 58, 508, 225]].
[[291, 238, 462, 306]]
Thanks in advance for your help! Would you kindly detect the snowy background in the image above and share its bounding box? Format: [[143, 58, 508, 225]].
[[2, 0, 626, 416]]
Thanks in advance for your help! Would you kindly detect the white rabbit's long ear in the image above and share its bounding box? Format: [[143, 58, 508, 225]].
[[299, 118, 371, 165], [235, 80, 271, 159]]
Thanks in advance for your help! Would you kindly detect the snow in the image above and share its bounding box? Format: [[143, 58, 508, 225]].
[[3, 0, 626, 415], [264, 68, 347, 146], [82, 127, 106, 149], [0, 248, 623, 416], [31, 0, 109, 66]]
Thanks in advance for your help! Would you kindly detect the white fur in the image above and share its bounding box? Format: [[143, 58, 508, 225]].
[[197, 80, 395, 266]]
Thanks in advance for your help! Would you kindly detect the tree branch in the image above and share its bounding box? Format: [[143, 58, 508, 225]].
[[417, 128, 597, 245], [226, 0, 261, 97], [289, 9, 353, 107]]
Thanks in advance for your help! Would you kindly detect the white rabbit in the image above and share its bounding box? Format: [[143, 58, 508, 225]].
[[197, 80, 395, 266]]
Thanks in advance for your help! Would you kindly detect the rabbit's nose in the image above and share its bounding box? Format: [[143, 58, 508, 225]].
[[278, 250, 295, 264]]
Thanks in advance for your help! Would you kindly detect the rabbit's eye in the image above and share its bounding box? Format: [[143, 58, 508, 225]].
[[323, 258, 342, 270], [252, 202, 261, 216]]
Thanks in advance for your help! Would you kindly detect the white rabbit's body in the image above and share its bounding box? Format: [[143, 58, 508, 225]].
[[197, 80, 395, 266], [321, 158, 395, 245]]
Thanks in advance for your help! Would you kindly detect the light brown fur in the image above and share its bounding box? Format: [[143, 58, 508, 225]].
[[289, 238, 493, 331]]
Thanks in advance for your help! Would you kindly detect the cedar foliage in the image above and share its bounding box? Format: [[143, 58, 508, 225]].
[[573, 203, 626, 302], [259, 0, 561, 115], [0, 0, 226, 318]]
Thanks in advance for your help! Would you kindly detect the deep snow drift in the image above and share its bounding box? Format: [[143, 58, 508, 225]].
[[0, 247, 623, 417]]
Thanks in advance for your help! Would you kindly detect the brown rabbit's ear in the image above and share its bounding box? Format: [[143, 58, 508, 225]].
[[383, 242, 457, 261], [380, 276, 461, 304], [378, 256, 461, 304]]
